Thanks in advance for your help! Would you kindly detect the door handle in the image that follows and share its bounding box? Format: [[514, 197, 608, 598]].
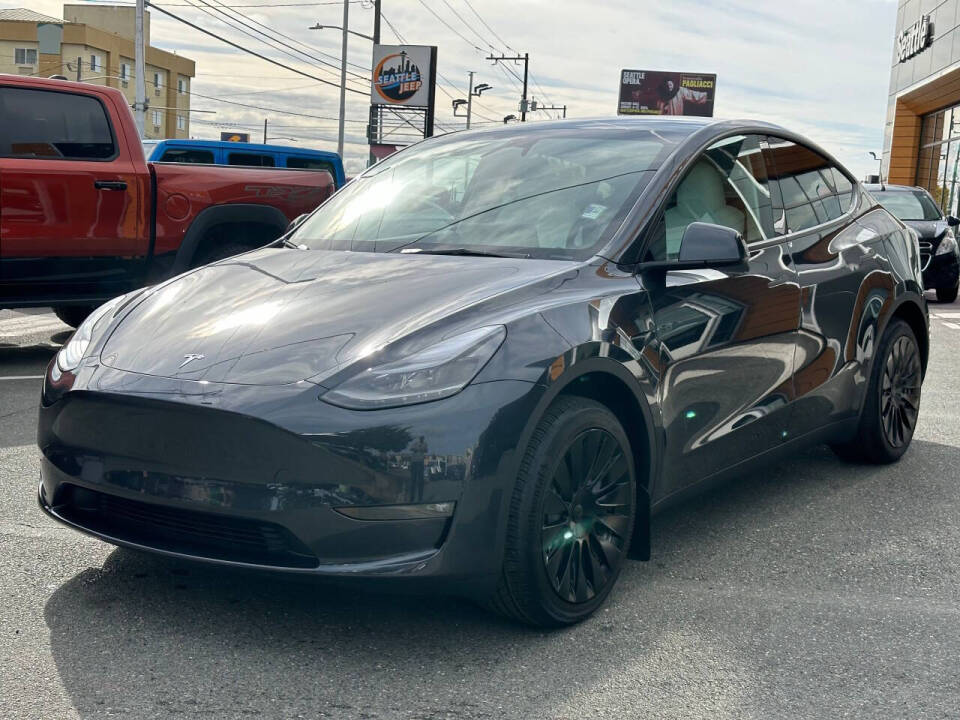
[[94, 180, 127, 191]]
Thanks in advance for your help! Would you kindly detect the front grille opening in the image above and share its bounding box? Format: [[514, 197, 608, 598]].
[[55, 485, 318, 569]]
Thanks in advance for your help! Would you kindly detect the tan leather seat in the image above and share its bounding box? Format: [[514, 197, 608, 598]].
[[664, 160, 745, 256]]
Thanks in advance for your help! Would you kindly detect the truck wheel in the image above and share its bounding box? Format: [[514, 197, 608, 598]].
[[936, 282, 958, 303], [831, 319, 921, 464], [488, 396, 636, 627], [53, 305, 94, 329]]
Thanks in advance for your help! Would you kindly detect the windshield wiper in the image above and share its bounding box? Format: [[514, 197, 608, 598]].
[[398, 247, 530, 259], [281, 237, 307, 249]]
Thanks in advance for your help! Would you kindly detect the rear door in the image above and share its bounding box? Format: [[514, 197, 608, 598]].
[[641, 134, 802, 500], [0, 84, 147, 302], [762, 136, 887, 437]]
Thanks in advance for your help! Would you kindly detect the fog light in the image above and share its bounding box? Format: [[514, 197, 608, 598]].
[[335, 502, 455, 521]]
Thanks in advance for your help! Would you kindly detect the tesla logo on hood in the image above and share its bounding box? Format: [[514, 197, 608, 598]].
[[179, 353, 205, 368]]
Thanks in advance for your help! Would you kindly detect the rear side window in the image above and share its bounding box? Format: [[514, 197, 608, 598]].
[[764, 137, 855, 233], [0, 87, 116, 160], [160, 148, 215, 164], [286, 156, 334, 173], [228, 152, 275, 167]]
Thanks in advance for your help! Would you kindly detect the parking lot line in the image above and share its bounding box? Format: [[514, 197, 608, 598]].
[[943, 322, 960, 330], [0, 375, 44, 381], [932, 312, 960, 319]]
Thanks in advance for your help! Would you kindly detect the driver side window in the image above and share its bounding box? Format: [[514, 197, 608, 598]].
[[644, 134, 773, 262]]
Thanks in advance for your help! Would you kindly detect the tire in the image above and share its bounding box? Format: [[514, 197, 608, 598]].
[[936, 282, 958, 303], [53, 305, 94, 329], [831, 318, 922, 464], [488, 396, 637, 627]]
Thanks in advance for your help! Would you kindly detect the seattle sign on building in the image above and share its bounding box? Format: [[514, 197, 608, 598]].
[[896, 15, 932, 63]]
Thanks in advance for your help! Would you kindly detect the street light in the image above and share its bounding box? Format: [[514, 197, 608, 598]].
[[309, 4, 371, 159], [869, 151, 885, 189], [309, 23, 374, 41]]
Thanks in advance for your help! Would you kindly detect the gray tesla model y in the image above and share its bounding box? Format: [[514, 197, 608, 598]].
[[38, 118, 928, 626]]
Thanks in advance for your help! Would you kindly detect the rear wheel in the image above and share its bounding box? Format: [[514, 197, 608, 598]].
[[53, 305, 94, 329], [936, 282, 958, 303], [489, 396, 636, 626], [831, 318, 922, 464]]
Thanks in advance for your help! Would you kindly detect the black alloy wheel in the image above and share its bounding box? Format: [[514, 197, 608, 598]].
[[832, 318, 922, 464], [540, 428, 632, 604], [489, 396, 637, 626], [879, 335, 922, 449]]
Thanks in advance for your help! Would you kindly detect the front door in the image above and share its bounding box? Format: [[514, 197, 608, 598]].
[[639, 134, 801, 502], [0, 85, 147, 303]]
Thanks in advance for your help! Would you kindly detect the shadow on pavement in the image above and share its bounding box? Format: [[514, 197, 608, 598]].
[[42, 439, 960, 718]]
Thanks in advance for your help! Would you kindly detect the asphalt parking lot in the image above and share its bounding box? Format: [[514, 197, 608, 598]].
[[2, 300, 960, 719]]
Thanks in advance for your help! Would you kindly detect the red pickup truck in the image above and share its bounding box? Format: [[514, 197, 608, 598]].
[[0, 75, 336, 326]]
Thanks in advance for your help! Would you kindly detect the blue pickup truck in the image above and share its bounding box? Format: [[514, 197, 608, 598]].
[[143, 139, 346, 188]]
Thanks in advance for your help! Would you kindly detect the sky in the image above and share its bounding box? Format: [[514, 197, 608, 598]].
[[20, 0, 899, 177]]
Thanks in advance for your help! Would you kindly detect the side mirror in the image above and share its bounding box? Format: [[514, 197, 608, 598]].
[[947, 215, 959, 227], [677, 222, 747, 265], [640, 222, 747, 273]]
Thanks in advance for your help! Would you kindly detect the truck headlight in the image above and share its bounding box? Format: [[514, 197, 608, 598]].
[[56, 295, 128, 372], [936, 233, 958, 256], [321, 325, 506, 410]]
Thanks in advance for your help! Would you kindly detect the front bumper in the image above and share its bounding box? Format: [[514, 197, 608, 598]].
[[38, 364, 541, 594], [923, 251, 960, 290]]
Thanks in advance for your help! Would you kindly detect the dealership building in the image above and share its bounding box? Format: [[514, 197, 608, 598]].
[[883, 1, 960, 211]]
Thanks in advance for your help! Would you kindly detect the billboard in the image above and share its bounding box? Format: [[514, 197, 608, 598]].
[[220, 132, 250, 142], [617, 70, 716, 117], [370, 44, 437, 107]]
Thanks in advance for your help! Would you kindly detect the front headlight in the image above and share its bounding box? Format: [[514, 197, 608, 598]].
[[56, 295, 128, 372], [321, 325, 506, 410], [936, 233, 958, 256]]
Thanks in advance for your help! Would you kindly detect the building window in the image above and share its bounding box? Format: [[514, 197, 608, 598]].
[[89, 54, 101, 72], [178, 78, 187, 95], [119, 63, 129, 80], [14, 48, 37, 65], [152, 110, 162, 127], [153, 71, 163, 96], [177, 115, 186, 131]]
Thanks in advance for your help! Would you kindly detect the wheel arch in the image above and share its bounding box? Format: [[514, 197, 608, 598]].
[[171, 204, 289, 274], [517, 356, 661, 561], [888, 297, 929, 376]]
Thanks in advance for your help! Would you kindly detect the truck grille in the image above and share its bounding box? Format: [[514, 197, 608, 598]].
[[56, 484, 318, 568]]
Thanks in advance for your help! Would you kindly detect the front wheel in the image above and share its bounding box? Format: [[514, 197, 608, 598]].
[[488, 396, 636, 627], [936, 282, 958, 303], [831, 319, 922, 464]]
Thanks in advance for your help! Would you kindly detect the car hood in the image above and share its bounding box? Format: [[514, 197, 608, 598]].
[[902, 219, 949, 241], [100, 248, 574, 385]]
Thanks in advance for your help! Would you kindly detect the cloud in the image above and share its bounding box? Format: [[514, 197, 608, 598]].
[[22, 0, 898, 178]]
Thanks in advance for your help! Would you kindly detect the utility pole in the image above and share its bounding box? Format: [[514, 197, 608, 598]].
[[134, 0, 147, 137], [76, 56, 81, 82], [373, 0, 381, 43], [263, 118, 268, 144], [465, 71, 474, 130], [486, 53, 529, 122], [337, 0, 349, 158]]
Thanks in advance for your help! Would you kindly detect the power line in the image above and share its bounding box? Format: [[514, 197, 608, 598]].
[[201, 0, 372, 78], [461, 0, 516, 53], [147, 1, 369, 93], [414, 0, 484, 52], [178, 0, 368, 89]]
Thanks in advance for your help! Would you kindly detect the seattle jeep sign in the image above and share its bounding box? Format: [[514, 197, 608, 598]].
[[897, 15, 932, 63]]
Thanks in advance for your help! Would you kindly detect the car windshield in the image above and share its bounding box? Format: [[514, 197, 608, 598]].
[[291, 125, 688, 260], [874, 189, 942, 221]]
